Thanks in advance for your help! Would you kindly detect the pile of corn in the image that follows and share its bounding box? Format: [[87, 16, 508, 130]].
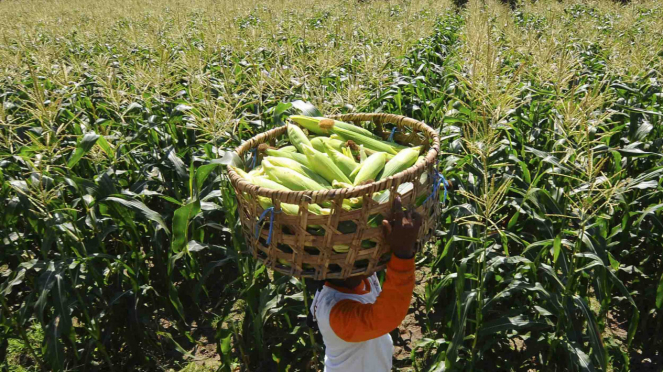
[[229, 115, 426, 265]]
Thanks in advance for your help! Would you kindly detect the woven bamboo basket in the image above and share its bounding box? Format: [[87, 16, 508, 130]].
[[227, 113, 442, 279]]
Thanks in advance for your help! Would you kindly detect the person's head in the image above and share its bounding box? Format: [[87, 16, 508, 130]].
[[327, 274, 368, 289]]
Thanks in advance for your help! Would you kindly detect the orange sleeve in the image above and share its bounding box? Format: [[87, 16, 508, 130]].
[[329, 254, 415, 342]]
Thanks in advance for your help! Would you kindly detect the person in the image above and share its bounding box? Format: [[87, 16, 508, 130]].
[[309, 196, 422, 371]]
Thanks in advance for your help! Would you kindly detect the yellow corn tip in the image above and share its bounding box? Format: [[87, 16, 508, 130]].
[[287, 124, 312, 153], [332, 180, 353, 189]]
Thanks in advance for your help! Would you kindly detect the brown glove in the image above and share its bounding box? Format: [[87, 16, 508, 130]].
[[381, 196, 423, 259]]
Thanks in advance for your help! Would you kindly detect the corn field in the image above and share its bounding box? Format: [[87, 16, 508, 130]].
[[1, 0, 663, 370]]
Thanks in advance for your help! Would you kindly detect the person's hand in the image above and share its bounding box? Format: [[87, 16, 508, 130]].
[[381, 196, 423, 259]]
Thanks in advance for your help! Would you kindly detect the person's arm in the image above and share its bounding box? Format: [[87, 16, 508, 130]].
[[329, 197, 421, 342], [329, 254, 415, 342]]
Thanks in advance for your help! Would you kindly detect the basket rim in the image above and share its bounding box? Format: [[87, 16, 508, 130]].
[[227, 113, 440, 203]]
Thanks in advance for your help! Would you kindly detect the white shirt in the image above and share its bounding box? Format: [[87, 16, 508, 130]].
[[310, 274, 393, 372]]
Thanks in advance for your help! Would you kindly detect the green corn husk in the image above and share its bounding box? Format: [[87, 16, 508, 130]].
[[359, 145, 367, 163], [248, 166, 265, 177], [280, 145, 298, 152], [264, 156, 332, 188], [291, 115, 376, 138], [311, 137, 344, 153], [257, 196, 330, 216], [229, 165, 251, 179], [289, 115, 327, 135], [324, 142, 357, 177], [349, 162, 362, 181], [264, 148, 311, 168], [353, 152, 386, 185], [252, 176, 291, 191], [332, 126, 399, 155], [378, 147, 420, 180], [365, 146, 396, 160], [231, 166, 290, 192], [263, 159, 326, 191], [301, 145, 351, 184], [342, 147, 353, 159], [287, 124, 313, 153]]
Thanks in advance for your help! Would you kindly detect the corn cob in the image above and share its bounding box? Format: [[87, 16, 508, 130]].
[[301, 145, 351, 184], [263, 159, 326, 191], [346, 140, 395, 161], [311, 137, 344, 153], [324, 142, 357, 177], [264, 156, 332, 188], [353, 152, 386, 185], [333, 245, 349, 253], [349, 161, 362, 181], [291, 115, 376, 138], [264, 148, 311, 168], [252, 176, 291, 191], [280, 145, 298, 152], [378, 147, 420, 180], [229, 165, 290, 191], [248, 166, 265, 177], [289, 115, 327, 135], [229, 165, 251, 179], [287, 124, 313, 153], [359, 144, 367, 163], [328, 125, 400, 155], [257, 196, 330, 216]]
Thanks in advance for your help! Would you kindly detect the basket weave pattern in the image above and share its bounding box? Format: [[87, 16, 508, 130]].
[[228, 113, 441, 279]]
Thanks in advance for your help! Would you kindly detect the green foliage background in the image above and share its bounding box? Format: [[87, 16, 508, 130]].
[[1, 0, 662, 371]]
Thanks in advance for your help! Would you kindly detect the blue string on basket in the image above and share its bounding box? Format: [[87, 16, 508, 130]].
[[388, 127, 398, 142], [254, 206, 281, 245], [249, 148, 257, 169], [423, 164, 449, 206]]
